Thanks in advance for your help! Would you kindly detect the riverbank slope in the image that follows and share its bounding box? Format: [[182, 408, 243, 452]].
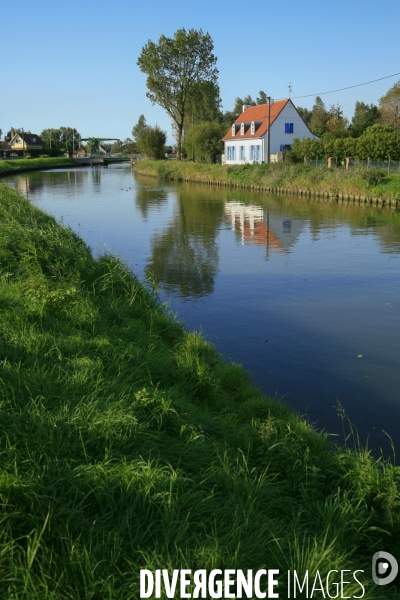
[[134, 159, 400, 204], [0, 157, 75, 176], [0, 183, 399, 598]]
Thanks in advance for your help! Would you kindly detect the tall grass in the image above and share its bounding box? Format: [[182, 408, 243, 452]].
[[0, 183, 399, 598], [134, 160, 400, 200]]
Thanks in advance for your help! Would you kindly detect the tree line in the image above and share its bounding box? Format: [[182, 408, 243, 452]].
[[134, 28, 400, 162]]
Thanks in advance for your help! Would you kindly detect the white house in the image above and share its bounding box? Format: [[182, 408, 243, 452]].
[[222, 99, 318, 164]]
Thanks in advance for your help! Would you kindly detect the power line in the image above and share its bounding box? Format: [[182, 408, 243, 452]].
[[286, 72, 400, 100]]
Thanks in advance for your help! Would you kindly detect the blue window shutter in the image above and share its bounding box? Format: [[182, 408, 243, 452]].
[[280, 145, 285, 152], [285, 123, 294, 133]]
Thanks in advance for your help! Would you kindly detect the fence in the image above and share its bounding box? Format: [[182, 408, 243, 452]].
[[304, 157, 400, 173]]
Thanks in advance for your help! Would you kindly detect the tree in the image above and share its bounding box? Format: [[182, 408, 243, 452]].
[[4, 128, 23, 142], [256, 90, 268, 105], [183, 121, 225, 163], [41, 128, 62, 150], [59, 127, 80, 154], [137, 28, 218, 159], [379, 80, 400, 131], [308, 98, 348, 136], [350, 101, 380, 137], [325, 103, 349, 135], [184, 80, 221, 128], [309, 97, 329, 136], [297, 107, 312, 125], [121, 138, 137, 155], [135, 124, 166, 159], [132, 114, 149, 141], [111, 140, 123, 153]]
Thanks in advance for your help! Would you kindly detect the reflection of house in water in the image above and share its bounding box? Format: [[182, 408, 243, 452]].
[[10, 170, 88, 199], [224, 201, 304, 253]]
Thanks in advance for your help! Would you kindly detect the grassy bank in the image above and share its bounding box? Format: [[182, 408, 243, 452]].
[[0, 157, 75, 176], [0, 182, 399, 598], [134, 160, 400, 202]]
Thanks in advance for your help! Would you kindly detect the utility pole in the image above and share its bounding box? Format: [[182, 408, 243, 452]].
[[72, 119, 75, 155], [22, 127, 25, 158], [267, 97, 271, 164]]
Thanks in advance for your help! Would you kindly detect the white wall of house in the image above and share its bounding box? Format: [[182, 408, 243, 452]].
[[225, 138, 264, 165], [269, 102, 318, 154]]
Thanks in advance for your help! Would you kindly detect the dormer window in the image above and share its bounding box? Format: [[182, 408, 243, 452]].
[[251, 121, 255, 135], [232, 124, 236, 136], [240, 123, 244, 135]]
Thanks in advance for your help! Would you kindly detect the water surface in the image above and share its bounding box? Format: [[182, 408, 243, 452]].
[[6, 165, 400, 457]]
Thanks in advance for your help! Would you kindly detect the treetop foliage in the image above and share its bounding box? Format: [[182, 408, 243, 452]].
[[379, 79, 400, 131]]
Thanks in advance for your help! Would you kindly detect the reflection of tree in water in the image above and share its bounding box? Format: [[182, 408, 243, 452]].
[[266, 195, 400, 254], [146, 188, 224, 298], [135, 186, 169, 219], [91, 167, 102, 191]]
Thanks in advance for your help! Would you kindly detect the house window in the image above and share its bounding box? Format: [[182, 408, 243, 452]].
[[250, 145, 260, 161], [239, 146, 245, 160], [227, 146, 236, 160], [285, 123, 294, 133], [240, 123, 244, 135], [251, 121, 255, 135], [232, 124, 236, 136]]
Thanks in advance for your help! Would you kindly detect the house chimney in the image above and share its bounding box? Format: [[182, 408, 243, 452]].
[[242, 104, 249, 113], [27, 130, 31, 135], [10, 128, 15, 139]]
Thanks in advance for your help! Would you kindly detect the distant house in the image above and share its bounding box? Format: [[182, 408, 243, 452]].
[[222, 99, 318, 164], [9, 130, 44, 152]]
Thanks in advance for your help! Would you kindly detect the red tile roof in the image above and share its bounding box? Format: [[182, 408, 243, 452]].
[[222, 99, 289, 141]]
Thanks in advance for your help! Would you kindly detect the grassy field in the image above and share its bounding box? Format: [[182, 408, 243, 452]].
[[134, 160, 400, 201], [0, 157, 75, 175], [0, 182, 399, 598]]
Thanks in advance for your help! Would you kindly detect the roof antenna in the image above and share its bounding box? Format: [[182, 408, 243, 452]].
[[288, 82, 293, 98]]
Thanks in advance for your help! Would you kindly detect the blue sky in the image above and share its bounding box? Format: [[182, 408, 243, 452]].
[[1, 0, 399, 145]]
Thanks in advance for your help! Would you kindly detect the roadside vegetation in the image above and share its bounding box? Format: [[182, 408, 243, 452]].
[[1, 182, 399, 598], [134, 159, 400, 200], [0, 157, 75, 176]]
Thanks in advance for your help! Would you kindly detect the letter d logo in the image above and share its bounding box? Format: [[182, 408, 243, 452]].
[[372, 551, 398, 586]]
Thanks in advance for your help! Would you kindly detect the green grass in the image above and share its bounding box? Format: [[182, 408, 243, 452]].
[[0, 182, 399, 598], [0, 157, 75, 175], [134, 160, 400, 201]]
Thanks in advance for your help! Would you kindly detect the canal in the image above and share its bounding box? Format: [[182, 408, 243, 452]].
[[5, 164, 400, 457]]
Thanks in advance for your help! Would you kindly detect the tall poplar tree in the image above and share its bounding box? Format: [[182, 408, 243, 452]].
[[379, 80, 400, 132], [137, 28, 219, 159]]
